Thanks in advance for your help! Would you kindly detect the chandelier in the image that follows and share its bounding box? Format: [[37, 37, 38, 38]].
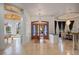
[[38, 8, 42, 23]]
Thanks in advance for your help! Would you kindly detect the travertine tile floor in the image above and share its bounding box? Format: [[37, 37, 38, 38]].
[[0, 35, 79, 55]]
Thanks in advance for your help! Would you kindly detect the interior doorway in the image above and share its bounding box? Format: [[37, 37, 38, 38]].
[[31, 21, 49, 42]]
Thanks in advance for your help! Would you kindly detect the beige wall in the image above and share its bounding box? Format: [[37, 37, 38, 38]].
[[0, 4, 6, 50]]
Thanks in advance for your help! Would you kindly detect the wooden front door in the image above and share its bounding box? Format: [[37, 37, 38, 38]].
[[31, 21, 49, 42]]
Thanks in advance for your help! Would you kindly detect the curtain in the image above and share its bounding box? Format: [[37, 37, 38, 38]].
[[69, 21, 74, 32], [54, 21, 57, 34]]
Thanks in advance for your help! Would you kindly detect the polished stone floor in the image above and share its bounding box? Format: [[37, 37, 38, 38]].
[[0, 35, 79, 55]]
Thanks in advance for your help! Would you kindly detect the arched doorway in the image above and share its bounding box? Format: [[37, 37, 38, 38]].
[[31, 21, 49, 42]]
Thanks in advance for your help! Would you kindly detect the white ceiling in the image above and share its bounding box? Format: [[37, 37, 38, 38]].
[[13, 3, 79, 17]]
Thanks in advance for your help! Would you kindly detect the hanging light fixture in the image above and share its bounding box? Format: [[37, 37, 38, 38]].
[[38, 8, 42, 23]]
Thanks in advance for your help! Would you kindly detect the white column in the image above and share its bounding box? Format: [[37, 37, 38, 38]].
[[0, 4, 6, 50], [20, 10, 29, 44], [56, 21, 59, 34]]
